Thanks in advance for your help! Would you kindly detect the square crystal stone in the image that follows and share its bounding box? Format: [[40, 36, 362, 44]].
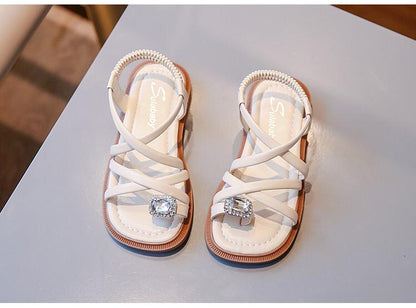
[[149, 195, 177, 218], [224, 196, 253, 219]]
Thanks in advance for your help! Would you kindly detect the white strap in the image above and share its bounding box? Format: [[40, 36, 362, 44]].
[[105, 183, 189, 218], [105, 166, 189, 200], [231, 70, 311, 173], [231, 105, 311, 172], [107, 50, 189, 169], [108, 89, 184, 169], [107, 49, 188, 120], [238, 70, 312, 116], [237, 104, 310, 177], [109, 160, 189, 205], [210, 172, 299, 225], [105, 50, 190, 218], [213, 178, 301, 204], [211, 70, 312, 225]]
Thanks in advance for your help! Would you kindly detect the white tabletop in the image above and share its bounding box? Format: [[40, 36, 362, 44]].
[[1, 5, 415, 302]]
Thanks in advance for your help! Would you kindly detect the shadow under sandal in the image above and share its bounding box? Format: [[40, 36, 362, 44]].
[[103, 49, 193, 252], [205, 70, 312, 264]]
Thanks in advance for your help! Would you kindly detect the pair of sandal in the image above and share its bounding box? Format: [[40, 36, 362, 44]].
[[103, 49, 312, 264]]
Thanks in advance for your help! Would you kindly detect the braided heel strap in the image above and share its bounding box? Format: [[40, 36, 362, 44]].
[[107, 49, 188, 120], [238, 70, 312, 117]]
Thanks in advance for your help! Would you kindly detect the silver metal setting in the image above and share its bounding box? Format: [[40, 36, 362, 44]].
[[224, 196, 253, 219], [149, 195, 177, 218]]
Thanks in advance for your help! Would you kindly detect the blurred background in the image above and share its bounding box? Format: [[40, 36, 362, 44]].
[[0, 4, 415, 212]]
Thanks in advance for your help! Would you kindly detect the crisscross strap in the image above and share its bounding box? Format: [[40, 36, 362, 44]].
[[232, 70, 312, 175], [211, 172, 300, 225], [106, 160, 189, 218], [106, 50, 190, 218], [107, 49, 189, 168], [211, 70, 312, 224], [231, 105, 311, 175]]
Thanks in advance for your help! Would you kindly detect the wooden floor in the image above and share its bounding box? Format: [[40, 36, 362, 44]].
[[336, 5, 416, 40], [0, 5, 414, 211]]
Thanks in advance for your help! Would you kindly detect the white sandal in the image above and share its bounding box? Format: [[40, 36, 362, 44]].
[[103, 50, 193, 252], [205, 70, 312, 263]]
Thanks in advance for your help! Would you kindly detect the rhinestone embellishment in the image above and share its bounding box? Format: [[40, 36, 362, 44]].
[[224, 196, 253, 218], [149, 195, 177, 218]]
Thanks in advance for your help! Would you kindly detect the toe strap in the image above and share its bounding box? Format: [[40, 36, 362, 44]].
[[210, 172, 300, 225], [106, 159, 190, 218]]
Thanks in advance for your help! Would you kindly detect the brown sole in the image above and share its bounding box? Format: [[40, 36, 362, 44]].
[[205, 78, 311, 264], [102, 61, 194, 252]]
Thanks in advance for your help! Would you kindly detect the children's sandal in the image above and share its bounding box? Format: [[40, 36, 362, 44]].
[[103, 49, 193, 252], [205, 70, 312, 264]]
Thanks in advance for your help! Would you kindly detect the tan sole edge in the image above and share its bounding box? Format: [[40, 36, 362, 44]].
[[102, 62, 194, 253], [205, 78, 311, 264]]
